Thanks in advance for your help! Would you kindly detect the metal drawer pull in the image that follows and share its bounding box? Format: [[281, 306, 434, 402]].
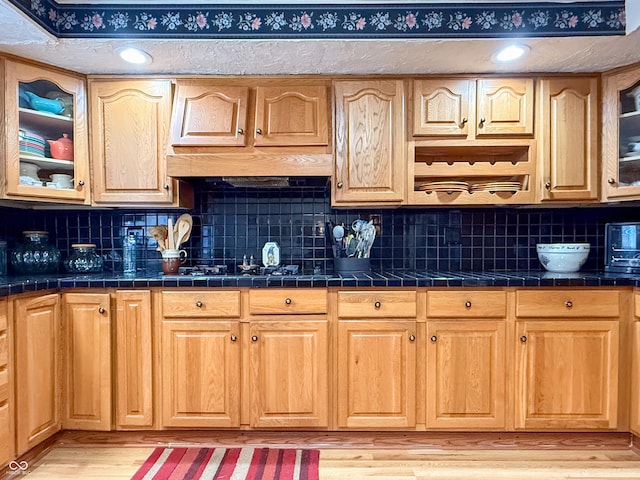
[[409, 334, 416, 342], [98, 306, 105, 314], [565, 301, 573, 308], [478, 117, 486, 127], [285, 298, 292, 305], [251, 335, 258, 342], [430, 335, 437, 342], [237, 128, 244, 135], [195, 301, 203, 308], [374, 301, 381, 309], [459, 117, 468, 128], [230, 335, 237, 342], [520, 335, 527, 343], [256, 128, 263, 134], [465, 301, 472, 309]]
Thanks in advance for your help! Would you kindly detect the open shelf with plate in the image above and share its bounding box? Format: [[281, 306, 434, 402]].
[[407, 141, 536, 205]]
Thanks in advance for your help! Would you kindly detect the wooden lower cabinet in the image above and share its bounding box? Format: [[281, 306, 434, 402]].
[[61, 293, 112, 430], [631, 317, 640, 436], [515, 320, 619, 430], [337, 320, 416, 429], [115, 290, 153, 429], [426, 320, 507, 429], [161, 320, 240, 427], [0, 298, 12, 466], [248, 320, 328, 428], [14, 293, 61, 455]]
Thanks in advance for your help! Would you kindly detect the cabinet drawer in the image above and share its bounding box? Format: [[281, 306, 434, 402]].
[[249, 289, 327, 315], [516, 290, 619, 318], [427, 290, 506, 318], [162, 291, 241, 318], [0, 332, 6, 367], [0, 368, 7, 403], [338, 291, 417, 318]]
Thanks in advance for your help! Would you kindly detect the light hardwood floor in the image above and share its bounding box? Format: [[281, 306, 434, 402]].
[[8, 447, 640, 480], [5, 432, 640, 480]]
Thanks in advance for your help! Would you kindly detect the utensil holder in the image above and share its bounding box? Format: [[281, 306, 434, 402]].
[[334, 257, 370, 275]]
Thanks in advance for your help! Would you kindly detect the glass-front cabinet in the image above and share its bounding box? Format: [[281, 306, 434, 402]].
[[1, 59, 89, 204], [603, 65, 640, 202]]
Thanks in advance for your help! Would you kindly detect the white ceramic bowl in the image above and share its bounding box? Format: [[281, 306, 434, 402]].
[[536, 243, 590, 272]]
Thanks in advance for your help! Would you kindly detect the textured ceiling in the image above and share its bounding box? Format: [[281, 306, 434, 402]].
[[0, 0, 638, 75]]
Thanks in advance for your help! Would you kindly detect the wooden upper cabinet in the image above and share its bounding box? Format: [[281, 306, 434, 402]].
[[537, 77, 598, 202], [254, 86, 329, 146], [170, 82, 328, 148], [2, 59, 90, 204], [333, 80, 406, 205], [89, 79, 190, 206], [413, 79, 473, 137], [602, 64, 640, 201], [412, 77, 533, 139], [170, 84, 249, 147]]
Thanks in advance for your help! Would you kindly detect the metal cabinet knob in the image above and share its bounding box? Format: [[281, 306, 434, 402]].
[[520, 335, 528, 343], [464, 301, 472, 309], [545, 182, 551, 189], [77, 180, 85, 186], [459, 117, 468, 128], [163, 184, 170, 190], [251, 335, 258, 342], [285, 298, 292, 305], [374, 301, 381, 309], [195, 301, 203, 308], [409, 334, 416, 342], [230, 335, 237, 342], [337, 182, 343, 189], [478, 117, 486, 127], [608, 178, 616, 184], [565, 300, 573, 308], [430, 335, 437, 342], [256, 128, 263, 135], [98, 306, 106, 314], [237, 128, 244, 135]]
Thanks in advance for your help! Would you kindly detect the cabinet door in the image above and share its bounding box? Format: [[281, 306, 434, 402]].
[[115, 290, 152, 429], [14, 293, 61, 455], [3, 60, 90, 203], [515, 320, 619, 430], [426, 321, 506, 429], [412, 79, 473, 137], [249, 321, 328, 428], [161, 321, 240, 427], [538, 77, 598, 201], [476, 78, 534, 136], [170, 83, 249, 147], [337, 320, 416, 428], [62, 293, 111, 430], [0, 298, 12, 466], [602, 68, 640, 201], [254, 86, 329, 147], [334, 80, 405, 205], [89, 79, 174, 204], [632, 320, 640, 436]]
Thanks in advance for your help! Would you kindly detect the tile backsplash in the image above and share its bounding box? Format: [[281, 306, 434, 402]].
[[2, 179, 640, 275]]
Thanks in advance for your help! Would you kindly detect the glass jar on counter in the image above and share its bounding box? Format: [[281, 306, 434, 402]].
[[10, 230, 61, 274], [64, 243, 104, 273]]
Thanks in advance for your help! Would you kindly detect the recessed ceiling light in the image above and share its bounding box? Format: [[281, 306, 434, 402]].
[[493, 44, 530, 63], [115, 47, 152, 65]]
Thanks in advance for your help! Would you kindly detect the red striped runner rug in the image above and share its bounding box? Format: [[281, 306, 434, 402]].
[[131, 447, 320, 480]]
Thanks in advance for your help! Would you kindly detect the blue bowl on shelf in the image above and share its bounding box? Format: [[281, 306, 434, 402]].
[[22, 91, 64, 115]]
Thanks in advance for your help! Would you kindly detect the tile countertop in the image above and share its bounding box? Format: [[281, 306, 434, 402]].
[[1, 270, 640, 296]]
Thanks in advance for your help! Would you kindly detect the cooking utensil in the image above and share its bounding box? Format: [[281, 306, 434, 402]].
[[332, 225, 344, 243], [175, 213, 193, 248], [167, 217, 175, 249], [149, 225, 168, 251]]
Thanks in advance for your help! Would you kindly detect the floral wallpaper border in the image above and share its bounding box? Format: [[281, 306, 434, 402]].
[[9, 0, 625, 39]]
